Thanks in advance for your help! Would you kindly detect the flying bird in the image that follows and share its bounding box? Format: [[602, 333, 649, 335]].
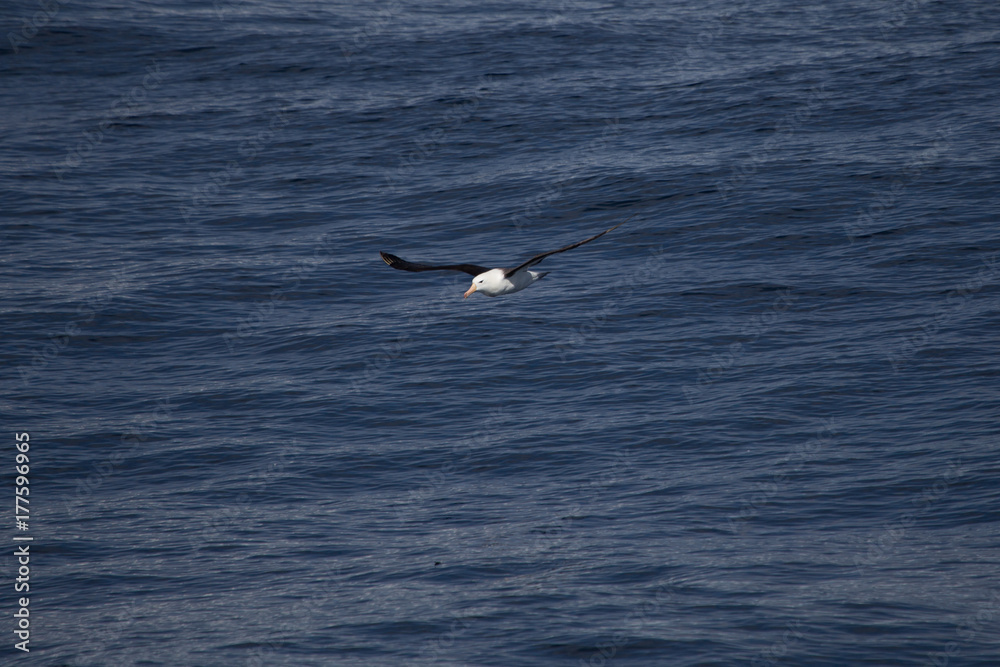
[[380, 214, 635, 298]]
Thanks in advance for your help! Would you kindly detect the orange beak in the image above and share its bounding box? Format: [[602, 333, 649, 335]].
[[463, 284, 477, 299]]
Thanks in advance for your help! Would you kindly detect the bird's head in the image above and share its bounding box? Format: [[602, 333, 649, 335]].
[[464, 269, 504, 298]]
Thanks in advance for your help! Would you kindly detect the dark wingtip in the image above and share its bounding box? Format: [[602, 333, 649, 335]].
[[608, 212, 638, 233]]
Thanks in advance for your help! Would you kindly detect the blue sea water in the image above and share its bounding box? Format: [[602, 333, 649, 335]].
[[3, 0, 999, 664]]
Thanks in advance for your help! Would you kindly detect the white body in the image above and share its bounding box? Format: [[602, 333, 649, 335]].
[[466, 268, 549, 298]]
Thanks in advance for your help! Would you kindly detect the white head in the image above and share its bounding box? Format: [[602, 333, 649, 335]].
[[464, 269, 506, 298]]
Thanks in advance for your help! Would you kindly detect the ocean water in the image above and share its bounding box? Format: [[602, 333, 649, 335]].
[[3, 0, 999, 664]]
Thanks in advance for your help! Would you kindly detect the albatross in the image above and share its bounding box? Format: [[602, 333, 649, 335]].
[[380, 214, 635, 298]]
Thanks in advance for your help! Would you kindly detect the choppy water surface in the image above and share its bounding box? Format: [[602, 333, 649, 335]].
[[3, 1, 999, 664]]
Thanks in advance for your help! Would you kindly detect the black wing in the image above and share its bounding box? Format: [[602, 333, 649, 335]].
[[380, 251, 489, 277], [502, 213, 636, 279]]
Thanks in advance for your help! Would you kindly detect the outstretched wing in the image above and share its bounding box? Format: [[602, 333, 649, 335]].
[[503, 213, 636, 279], [380, 251, 489, 277]]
